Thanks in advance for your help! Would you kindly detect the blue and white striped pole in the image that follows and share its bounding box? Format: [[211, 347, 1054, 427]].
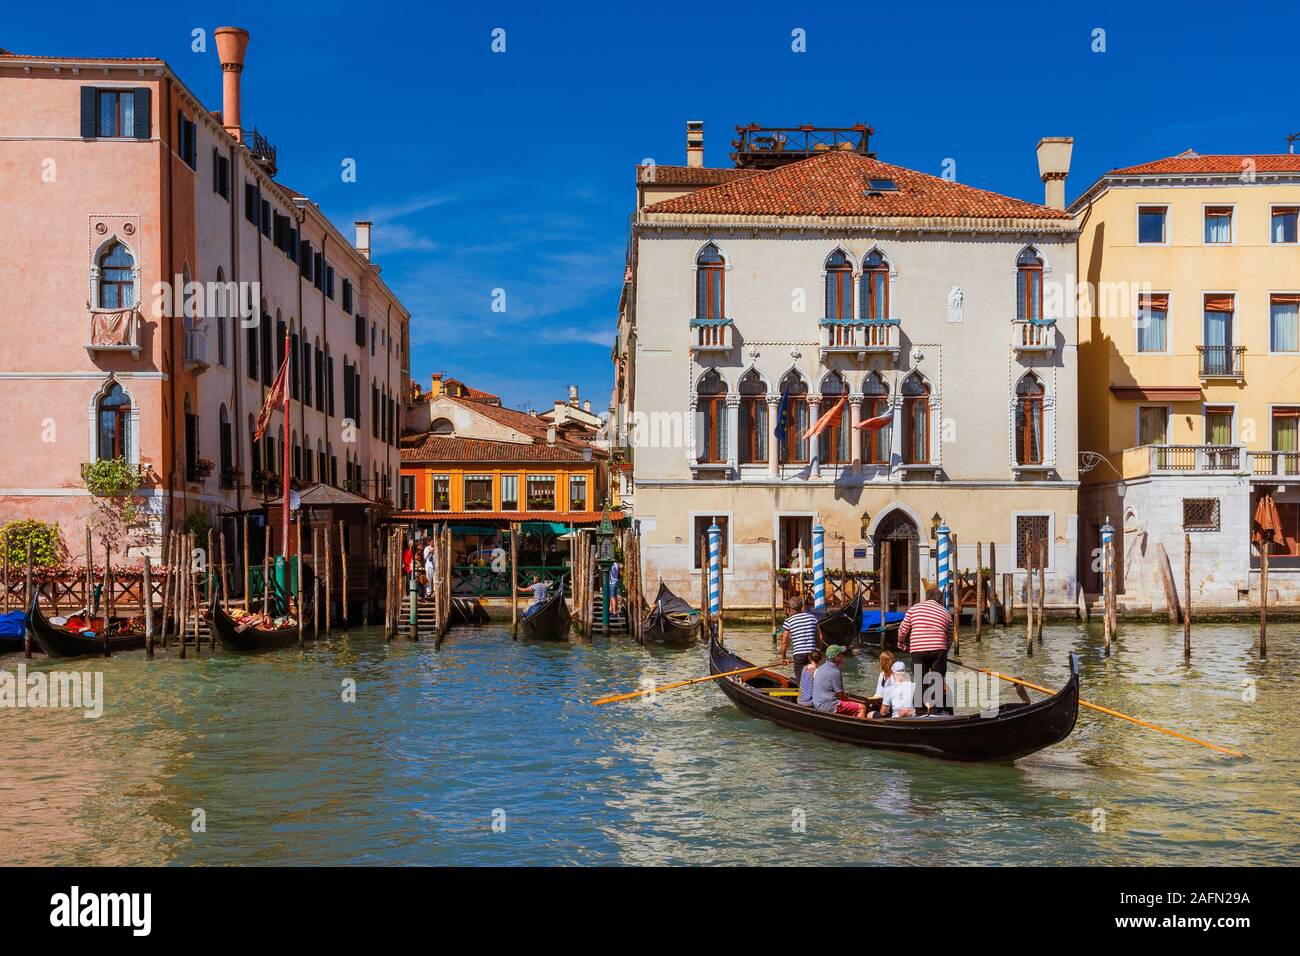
[[936, 523, 952, 608], [1101, 518, 1114, 614], [812, 523, 826, 610], [707, 520, 721, 620]]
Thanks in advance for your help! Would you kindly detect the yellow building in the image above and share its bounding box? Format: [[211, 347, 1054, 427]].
[[1072, 151, 1300, 607]]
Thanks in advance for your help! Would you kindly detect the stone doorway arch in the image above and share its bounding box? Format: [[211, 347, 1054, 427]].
[[873, 509, 920, 607]]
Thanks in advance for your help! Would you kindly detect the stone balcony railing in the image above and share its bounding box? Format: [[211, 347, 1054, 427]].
[[86, 308, 141, 358], [1250, 450, 1300, 481], [1121, 443, 1246, 478], [1012, 318, 1057, 353], [689, 318, 734, 353], [818, 317, 900, 359]]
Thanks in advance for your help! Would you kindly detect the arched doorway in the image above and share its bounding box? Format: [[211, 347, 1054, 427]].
[[873, 509, 920, 607]]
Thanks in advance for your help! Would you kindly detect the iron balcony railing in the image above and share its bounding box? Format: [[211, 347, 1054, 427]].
[[1147, 444, 1243, 473], [1198, 345, 1245, 380]]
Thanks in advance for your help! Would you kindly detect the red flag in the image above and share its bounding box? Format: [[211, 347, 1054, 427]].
[[855, 411, 893, 432], [800, 394, 847, 442], [253, 349, 289, 441]]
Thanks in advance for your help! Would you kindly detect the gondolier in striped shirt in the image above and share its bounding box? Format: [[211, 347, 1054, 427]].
[[897, 587, 953, 715], [778, 596, 821, 681]]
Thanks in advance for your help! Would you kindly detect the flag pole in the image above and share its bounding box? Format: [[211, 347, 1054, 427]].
[[282, 329, 291, 563]]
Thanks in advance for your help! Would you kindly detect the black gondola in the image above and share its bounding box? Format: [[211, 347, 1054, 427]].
[[816, 591, 864, 647], [520, 575, 570, 641], [857, 609, 904, 651], [26, 595, 144, 658], [641, 581, 700, 645], [210, 601, 303, 652], [708, 634, 1079, 762]]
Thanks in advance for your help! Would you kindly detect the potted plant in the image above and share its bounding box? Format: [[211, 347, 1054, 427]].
[[220, 465, 242, 489], [191, 457, 215, 481]]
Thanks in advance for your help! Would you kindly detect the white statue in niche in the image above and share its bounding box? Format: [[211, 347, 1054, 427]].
[[947, 286, 964, 324]]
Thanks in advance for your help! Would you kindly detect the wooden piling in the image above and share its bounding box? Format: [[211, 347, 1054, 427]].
[[975, 542, 984, 642], [143, 555, 155, 658], [338, 520, 348, 631], [103, 539, 113, 658], [242, 514, 251, 613], [988, 542, 1001, 625], [23, 542, 33, 659], [218, 531, 229, 612], [262, 522, 271, 618], [1259, 539, 1269, 659], [770, 540, 778, 639], [158, 532, 171, 649], [178, 534, 189, 660], [510, 522, 520, 640], [206, 526, 214, 613], [1003, 572, 1014, 627], [2, 529, 10, 613], [296, 514, 304, 647], [324, 523, 333, 637], [1155, 542, 1180, 625], [1025, 543, 1034, 656], [313, 527, 321, 641], [1183, 532, 1192, 660], [1036, 539, 1046, 644], [880, 536, 890, 632]]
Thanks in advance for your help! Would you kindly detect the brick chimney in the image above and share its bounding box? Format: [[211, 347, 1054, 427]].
[[354, 221, 372, 261], [686, 120, 704, 168], [1036, 137, 1073, 211], [214, 27, 250, 143]]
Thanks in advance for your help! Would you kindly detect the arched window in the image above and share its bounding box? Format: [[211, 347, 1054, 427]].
[[738, 370, 768, 465], [218, 404, 232, 481], [246, 300, 260, 381], [696, 369, 727, 463], [317, 440, 325, 485], [183, 395, 199, 482], [96, 382, 131, 460], [275, 310, 287, 372], [1015, 374, 1045, 465], [778, 371, 810, 464], [1016, 247, 1043, 322], [820, 372, 850, 464], [861, 250, 890, 320], [695, 244, 725, 320], [825, 249, 853, 320], [97, 242, 136, 309], [862, 372, 891, 465], [431, 417, 454, 436], [902, 373, 930, 464]]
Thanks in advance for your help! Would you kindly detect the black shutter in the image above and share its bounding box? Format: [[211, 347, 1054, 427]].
[[133, 88, 151, 139], [80, 87, 98, 138], [212, 148, 220, 193]]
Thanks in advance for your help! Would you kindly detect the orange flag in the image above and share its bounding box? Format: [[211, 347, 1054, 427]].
[[800, 394, 847, 442], [855, 411, 893, 432], [253, 350, 289, 441]]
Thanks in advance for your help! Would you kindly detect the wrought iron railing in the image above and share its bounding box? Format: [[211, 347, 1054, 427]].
[[1147, 444, 1242, 472], [1198, 345, 1245, 379], [451, 564, 570, 597]]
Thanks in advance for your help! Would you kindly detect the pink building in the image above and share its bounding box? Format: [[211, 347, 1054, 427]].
[[0, 27, 411, 563]]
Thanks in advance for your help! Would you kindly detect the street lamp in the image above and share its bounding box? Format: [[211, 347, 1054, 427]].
[[930, 511, 942, 540]]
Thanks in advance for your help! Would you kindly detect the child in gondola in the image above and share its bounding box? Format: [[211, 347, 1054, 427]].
[[872, 661, 916, 719], [797, 650, 823, 706]]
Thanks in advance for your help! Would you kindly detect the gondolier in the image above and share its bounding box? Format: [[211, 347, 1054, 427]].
[[897, 587, 953, 715], [778, 596, 820, 681]]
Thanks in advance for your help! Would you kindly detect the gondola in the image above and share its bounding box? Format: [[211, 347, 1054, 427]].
[[641, 581, 700, 645], [816, 591, 864, 647], [857, 609, 905, 651], [520, 575, 570, 641], [26, 594, 145, 658], [209, 601, 304, 652], [708, 634, 1079, 762]]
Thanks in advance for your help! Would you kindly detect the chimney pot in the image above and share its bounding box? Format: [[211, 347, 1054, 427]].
[[582, 400, 592, 413], [568, 384, 579, 405], [1036, 136, 1073, 211], [214, 26, 250, 142], [354, 220, 372, 261], [546, 424, 557, 445], [686, 120, 704, 168]]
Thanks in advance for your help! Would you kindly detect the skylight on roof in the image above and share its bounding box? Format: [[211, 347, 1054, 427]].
[[865, 178, 898, 193]]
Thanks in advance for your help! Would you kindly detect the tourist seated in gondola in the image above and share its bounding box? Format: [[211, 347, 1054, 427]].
[[871, 650, 896, 700], [518, 575, 552, 618], [871, 661, 917, 719], [812, 645, 867, 718], [797, 649, 823, 706]]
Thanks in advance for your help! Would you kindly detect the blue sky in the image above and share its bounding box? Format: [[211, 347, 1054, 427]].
[[10, 0, 1300, 410]]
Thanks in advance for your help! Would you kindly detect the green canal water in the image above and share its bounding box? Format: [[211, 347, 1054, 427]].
[[1, 622, 1296, 866]]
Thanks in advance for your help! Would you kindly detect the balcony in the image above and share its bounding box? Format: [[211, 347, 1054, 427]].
[[689, 318, 734, 354], [183, 325, 209, 372], [818, 318, 900, 360], [86, 308, 141, 359], [1197, 345, 1245, 382], [1121, 444, 1246, 479], [1250, 450, 1300, 481], [1012, 318, 1057, 354], [241, 127, 278, 177]]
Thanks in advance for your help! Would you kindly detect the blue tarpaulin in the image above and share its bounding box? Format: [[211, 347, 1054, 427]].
[[0, 610, 26, 638], [860, 610, 906, 632]]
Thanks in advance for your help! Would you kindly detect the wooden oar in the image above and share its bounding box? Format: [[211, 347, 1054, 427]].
[[592, 662, 785, 707], [946, 656, 1244, 758]]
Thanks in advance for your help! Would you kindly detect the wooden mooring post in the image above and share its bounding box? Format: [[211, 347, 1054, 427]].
[[24, 542, 33, 659], [510, 522, 520, 640], [770, 540, 778, 642], [296, 515, 304, 647], [1259, 539, 1269, 659], [179, 533, 189, 660], [1183, 533, 1192, 660], [974, 542, 984, 642], [1024, 542, 1035, 657], [242, 515, 251, 613], [2, 529, 10, 613], [338, 520, 348, 632], [324, 524, 333, 637], [143, 555, 155, 659]]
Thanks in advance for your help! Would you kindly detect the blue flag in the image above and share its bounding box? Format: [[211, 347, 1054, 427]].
[[773, 389, 791, 445]]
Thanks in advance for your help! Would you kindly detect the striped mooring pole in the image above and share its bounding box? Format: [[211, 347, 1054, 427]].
[[1101, 518, 1114, 610], [936, 523, 952, 608], [707, 520, 721, 619], [812, 523, 826, 609]]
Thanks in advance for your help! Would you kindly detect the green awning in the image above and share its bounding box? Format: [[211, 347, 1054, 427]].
[[520, 521, 570, 536], [450, 524, 502, 536]]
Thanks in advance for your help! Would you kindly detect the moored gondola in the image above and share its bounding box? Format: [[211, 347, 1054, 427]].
[[708, 634, 1078, 762], [857, 609, 905, 651], [641, 581, 699, 645], [816, 591, 864, 648], [520, 575, 570, 641], [210, 600, 303, 652], [26, 595, 144, 658]]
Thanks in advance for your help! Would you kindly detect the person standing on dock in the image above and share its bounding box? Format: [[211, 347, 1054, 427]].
[[897, 587, 953, 715], [422, 539, 437, 599], [778, 596, 821, 681], [608, 558, 621, 616]]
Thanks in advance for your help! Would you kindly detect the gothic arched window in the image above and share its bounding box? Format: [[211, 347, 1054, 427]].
[[97, 242, 136, 309], [96, 382, 131, 460]]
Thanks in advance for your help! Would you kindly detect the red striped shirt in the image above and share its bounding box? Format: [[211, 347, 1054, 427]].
[[899, 600, 952, 652]]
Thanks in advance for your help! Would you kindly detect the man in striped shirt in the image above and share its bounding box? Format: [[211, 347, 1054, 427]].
[[778, 596, 821, 681], [897, 587, 953, 715]]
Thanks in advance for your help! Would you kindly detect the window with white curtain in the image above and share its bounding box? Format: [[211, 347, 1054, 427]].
[[1204, 206, 1233, 244], [1270, 294, 1299, 353], [1137, 293, 1168, 352]]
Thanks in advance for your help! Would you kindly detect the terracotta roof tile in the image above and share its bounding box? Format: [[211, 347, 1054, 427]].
[[636, 165, 764, 186], [642, 151, 1071, 220], [400, 435, 591, 463], [1107, 153, 1300, 176]]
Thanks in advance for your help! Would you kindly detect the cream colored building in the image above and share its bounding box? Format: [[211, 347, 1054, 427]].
[[1073, 151, 1300, 608], [613, 125, 1081, 607]]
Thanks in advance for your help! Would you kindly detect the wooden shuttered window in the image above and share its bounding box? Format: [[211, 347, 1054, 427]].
[[133, 88, 150, 138], [80, 87, 97, 137], [79, 87, 150, 138]]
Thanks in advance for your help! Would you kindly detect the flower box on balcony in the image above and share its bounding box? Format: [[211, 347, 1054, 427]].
[[86, 308, 142, 359], [689, 318, 734, 353]]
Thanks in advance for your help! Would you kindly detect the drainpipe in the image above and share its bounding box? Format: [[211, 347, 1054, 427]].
[[229, 141, 244, 514], [162, 77, 179, 538]]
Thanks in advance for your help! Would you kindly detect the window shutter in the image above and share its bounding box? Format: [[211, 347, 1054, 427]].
[[212, 148, 220, 192], [133, 88, 151, 139], [80, 87, 98, 137]]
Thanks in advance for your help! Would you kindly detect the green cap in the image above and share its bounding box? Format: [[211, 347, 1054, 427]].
[[824, 644, 847, 659]]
